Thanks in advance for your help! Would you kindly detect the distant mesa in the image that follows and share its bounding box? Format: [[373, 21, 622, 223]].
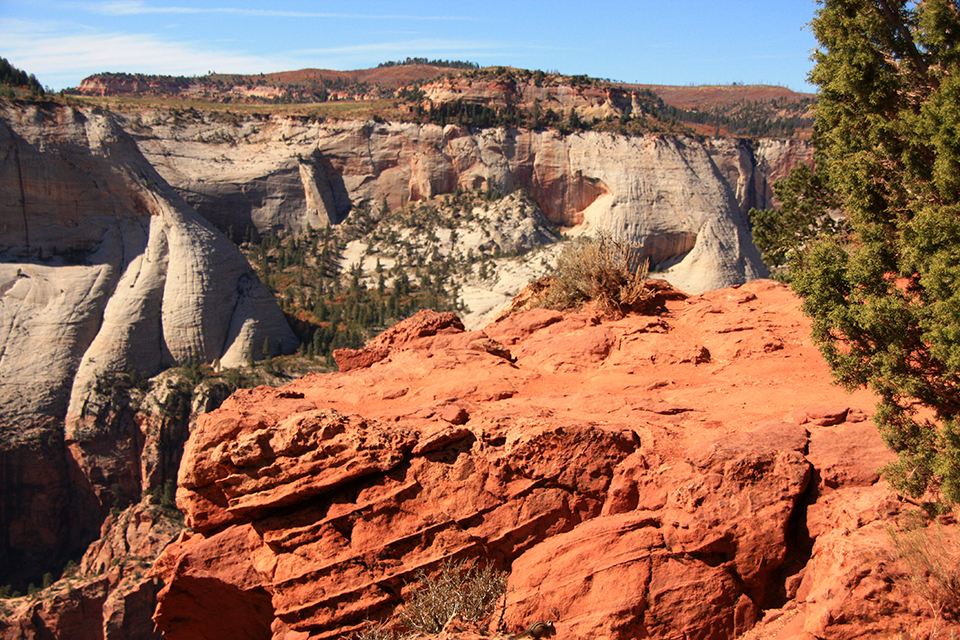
[[70, 62, 815, 140]]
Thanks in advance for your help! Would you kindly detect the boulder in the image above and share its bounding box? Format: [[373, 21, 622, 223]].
[[506, 422, 811, 640], [158, 401, 640, 639]]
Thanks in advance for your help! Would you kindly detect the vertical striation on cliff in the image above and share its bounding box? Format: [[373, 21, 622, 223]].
[[0, 102, 298, 588]]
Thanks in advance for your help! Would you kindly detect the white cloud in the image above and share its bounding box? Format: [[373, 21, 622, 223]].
[[0, 16, 510, 91], [1, 18, 289, 90], [299, 38, 505, 57], [83, 1, 473, 21], [86, 1, 202, 15]]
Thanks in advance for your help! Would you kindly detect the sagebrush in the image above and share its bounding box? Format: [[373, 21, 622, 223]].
[[540, 233, 652, 315], [351, 620, 394, 640]]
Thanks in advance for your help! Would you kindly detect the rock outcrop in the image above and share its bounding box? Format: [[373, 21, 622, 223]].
[[0, 103, 297, 414], [76, 75, 195, 97], [148, 280, 951, 640], [0, 103, 297, 586], [0, 502, 181, 640], [132, 115, 811, 294], [416, 73, 636, 122]]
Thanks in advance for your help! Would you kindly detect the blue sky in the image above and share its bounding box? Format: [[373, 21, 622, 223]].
[[2, 1, 820, 93]]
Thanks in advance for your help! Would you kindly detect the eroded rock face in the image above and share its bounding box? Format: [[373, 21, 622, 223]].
[[0, 502, 182, 640], [505, 420, 812, 640], [133, 116, 813, 294], [0, 102, 297, 587], [417, 75, 637, 122], [153, 281, 938, 640], [332, 310, 465, 372], [0, 103, 297, 420], [159, 407, 636, 639]]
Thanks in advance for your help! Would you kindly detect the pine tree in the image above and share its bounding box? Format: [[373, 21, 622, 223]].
[[0, 58, 43, 93], [791, 0, 960, 503]]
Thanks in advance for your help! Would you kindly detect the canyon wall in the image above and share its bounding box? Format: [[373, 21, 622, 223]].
[[0, 103, 298, 587], [0, 99, 820, 635], [416, 74, 637, 121], [132, 114, 811, 294]]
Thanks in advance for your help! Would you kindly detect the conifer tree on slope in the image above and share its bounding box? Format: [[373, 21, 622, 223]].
[[789, 0, 960, 504]]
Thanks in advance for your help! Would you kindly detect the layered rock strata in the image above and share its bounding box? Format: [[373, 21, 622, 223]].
[[152, 281, 948, 640], [416, 74, 636, 122], [0, 502, 182, 640]]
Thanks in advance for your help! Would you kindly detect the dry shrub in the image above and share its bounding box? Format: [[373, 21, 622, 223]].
[[889, 519, 960, 625], [398, 558, 507, 635], [351, 620, 395, 640], [540, 233, 652, 315]]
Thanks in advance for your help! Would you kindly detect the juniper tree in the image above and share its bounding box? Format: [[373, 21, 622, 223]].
[[749, 163, 843, 273], [790, 0, 960, 503]]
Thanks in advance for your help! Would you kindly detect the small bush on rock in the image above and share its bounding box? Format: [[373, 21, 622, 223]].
[[352, 620, 394, 640], [398, 558, 506, 635], [541, 233, 652, 315]]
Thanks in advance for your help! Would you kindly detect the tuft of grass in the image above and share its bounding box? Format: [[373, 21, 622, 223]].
[[889, 518, 960, 628], [397, 558, 507, 635], [540, 233, 652, 316]]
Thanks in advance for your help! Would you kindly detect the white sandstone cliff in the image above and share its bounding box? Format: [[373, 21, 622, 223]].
[[132, 114, 811, 296], [0, 104, 298, 430]]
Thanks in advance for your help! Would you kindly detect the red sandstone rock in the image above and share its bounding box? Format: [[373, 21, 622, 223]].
[[438, 403, 470, 425], [162, 409, 638, 638], [506, 421, 811, 639], [333, 310, 465, 371], [152, 525, 275, 640], [788, 404, 851, 426], [485, 306, 564, 344], [806, 422, 896, 490], [743, 485, 960, 640], [467, 336, 513, 361], [151, 280, 934, 640]]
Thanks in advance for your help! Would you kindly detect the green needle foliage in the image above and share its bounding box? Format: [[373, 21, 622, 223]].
[[749, 163, 844, 276], [789, 0, 960, 504]]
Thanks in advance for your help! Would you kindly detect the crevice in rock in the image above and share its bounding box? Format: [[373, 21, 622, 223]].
[[685, 549, 734, 569], [525, 169, 610, 228], [420, 431, 477, 464], [760, 459, 818, 611], [154, 573, 275, 640], [11, 137, 31, 252], [252, 457, 422, 546], [635, 231, 699, 271]]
